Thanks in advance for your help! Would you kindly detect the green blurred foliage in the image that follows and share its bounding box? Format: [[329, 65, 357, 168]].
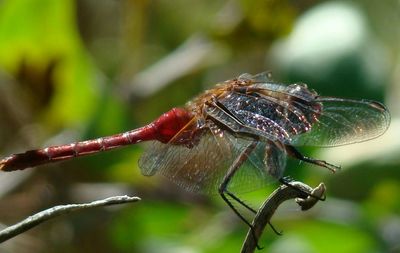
[[0, 0, 399, 253], [0, 0, 100, 128]]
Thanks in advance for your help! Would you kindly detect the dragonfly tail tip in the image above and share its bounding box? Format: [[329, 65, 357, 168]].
[[0, 159, 7, 171], [0, 155, 18, 172]]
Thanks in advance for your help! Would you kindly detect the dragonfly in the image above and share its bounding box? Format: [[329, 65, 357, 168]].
[[0, 72, 390, 236]]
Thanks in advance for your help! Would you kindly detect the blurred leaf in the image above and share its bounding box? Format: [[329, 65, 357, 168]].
[[279, 220, 378, 253], [110, 201, 190, 252], [0, 0, 100, 128]]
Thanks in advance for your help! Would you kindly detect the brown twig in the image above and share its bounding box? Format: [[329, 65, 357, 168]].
[[241, 182, 326, 253], [0, 195, 140, 243]]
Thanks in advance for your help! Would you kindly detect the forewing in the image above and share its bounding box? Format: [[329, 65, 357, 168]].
[[219, 83, 389, 147], [290, 97, 390, 146], [218, 91, 316, 143], [249, 81, 390, 146]]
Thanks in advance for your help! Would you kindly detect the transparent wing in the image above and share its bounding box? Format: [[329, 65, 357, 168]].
[[238, 71, 273, 83], [251, 81, 390, 146], [139, 121, 241, 194], [290, 97, 390, 147], [225, 137, 286, 193], [219, 87, 389, 147], [139, 119, 287, 194], [218, 91, 318, 143]]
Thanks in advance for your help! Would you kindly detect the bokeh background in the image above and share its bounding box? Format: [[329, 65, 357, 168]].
[[0, 0, 399, 252]]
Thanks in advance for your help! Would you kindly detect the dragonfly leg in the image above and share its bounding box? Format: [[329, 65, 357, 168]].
[[219, 192, 263, 250], [279, 177, 326, 201], [219, 139, 283, 248], [218, 140, 263, 248], [225, 190, 283, 236], [225, 190, 257, 213], [267, 220, 283, 236], [284, 145, 341, 173]]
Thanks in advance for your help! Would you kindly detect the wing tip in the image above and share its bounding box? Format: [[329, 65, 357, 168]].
[[369, 101, 391, 133], [368, 101, 389, 115]]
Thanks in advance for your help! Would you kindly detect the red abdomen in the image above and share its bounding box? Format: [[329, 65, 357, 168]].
[[0, 107, 194, 171]]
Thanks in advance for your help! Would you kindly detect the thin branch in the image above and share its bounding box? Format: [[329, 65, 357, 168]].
[[241, 182, 326, 253], [0, 195, 141, 243]]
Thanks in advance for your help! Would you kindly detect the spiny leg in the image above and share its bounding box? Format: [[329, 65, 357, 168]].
[[225, 189, 283, 236], [219, 139, 279, 249], [218, 193, 264, 250], [285, 145, 341, 173], [208, 101, 283, 235]]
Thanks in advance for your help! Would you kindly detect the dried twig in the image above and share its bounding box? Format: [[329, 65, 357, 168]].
[[241, 182, 326, 253], [0, 195, 140, 243]]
